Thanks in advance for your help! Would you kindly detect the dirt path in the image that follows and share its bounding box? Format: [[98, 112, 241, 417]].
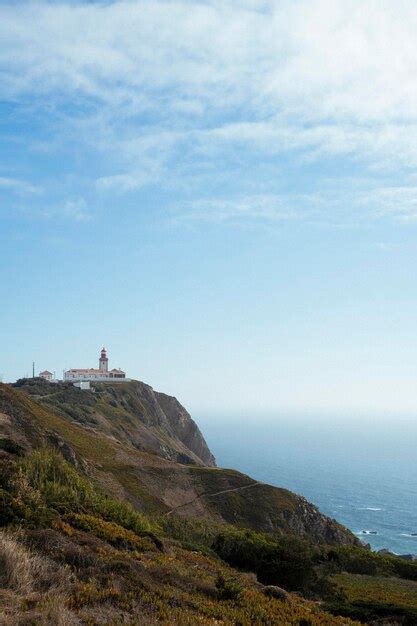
[[164, 481, 263, 517]]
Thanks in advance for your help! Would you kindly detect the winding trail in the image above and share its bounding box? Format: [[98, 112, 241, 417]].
[[164, 481, 264, 517]]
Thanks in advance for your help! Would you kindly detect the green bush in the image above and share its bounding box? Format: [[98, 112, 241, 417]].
[[327, 545, 417, 582], [159, 513, 223, 550], [389, 557, 417, 581], [0, 449, 161, 539], [212, 528, 317, 592], [0, 488, 17, 525], [327, 546, 380, 576], [64, 513, 156, 552], [215, 572, 243, 600]]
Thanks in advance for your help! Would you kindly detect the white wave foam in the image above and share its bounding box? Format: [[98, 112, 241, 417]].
[[358, 507, 383, 511]]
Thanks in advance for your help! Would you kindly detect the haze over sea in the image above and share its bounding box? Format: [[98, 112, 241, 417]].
[[198, 412, 417, 555]]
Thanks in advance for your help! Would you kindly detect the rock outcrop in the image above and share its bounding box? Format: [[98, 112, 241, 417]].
[[154, 391, 216, 467]]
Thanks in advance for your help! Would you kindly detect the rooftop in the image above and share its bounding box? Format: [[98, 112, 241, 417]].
[[66, 368, 104, 374]]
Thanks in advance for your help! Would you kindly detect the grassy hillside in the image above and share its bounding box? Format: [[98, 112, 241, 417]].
[[0, 448, 359, 625], [1, 447, 417, 624], [2, 382, 417, 623], [331, 574, 417, 621], [0, 383, 358, 543]]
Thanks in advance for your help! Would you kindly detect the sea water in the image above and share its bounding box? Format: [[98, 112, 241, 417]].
[[197, 412, 417, 555]]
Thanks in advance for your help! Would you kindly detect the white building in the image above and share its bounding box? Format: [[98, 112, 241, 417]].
[[64, 348, 127, 383], [73, 381, 91, 391], [39, 370, 53, 381]]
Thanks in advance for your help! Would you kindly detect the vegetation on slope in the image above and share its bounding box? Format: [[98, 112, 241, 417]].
[[0, 449, 359, 625], [329, 574, 417, 623], [0, 382, 359, 543], [13, 377, 215, 466], [1, 448, 415, 624], [2, 383, 417, 623]]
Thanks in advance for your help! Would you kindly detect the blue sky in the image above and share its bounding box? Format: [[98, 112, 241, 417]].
[[2, 0, 417, 412]]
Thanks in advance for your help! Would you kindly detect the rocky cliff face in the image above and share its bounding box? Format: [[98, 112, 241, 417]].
[[154, 391, 215, 467], [0, 381, 358, 546], [13, 378, 215, 468]]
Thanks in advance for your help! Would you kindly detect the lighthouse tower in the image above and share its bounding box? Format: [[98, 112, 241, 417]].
[[99, 347, 108, 373]]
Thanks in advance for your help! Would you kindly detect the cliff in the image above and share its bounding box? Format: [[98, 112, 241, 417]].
[[13, 378, 215, 467], [2, 381, 416, 624], [1, 380, 355, 546], [154, 390, 215, 467]]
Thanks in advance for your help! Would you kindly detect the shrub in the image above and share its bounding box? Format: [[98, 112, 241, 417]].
[[3, 449, 161, 540], [31, 595, 81, 626], [389, 557, 417, 581], [91, 490, 160, 538], [327, 546, 380, 576], [0, 488, 17, 525], [0, 438, 23, 455], [212, 528, 318, 592], [215, 572, 243, 600], [64, 513, 156, 552]]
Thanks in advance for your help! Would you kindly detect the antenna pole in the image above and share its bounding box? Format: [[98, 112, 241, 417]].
[[32, 362, 35, 379]]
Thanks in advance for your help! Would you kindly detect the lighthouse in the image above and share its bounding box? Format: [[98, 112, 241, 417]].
[[99, 347, 108, 373], [63, 347, 127, 382]]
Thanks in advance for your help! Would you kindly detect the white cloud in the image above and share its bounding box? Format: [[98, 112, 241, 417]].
[[374, 242, 395, 251], [3, 1, 417, 222], [61, 198, 90, 221], [95, 129, 182, 191], [359, 186, 417, 222], [39, 198, 91, 222], [2, 0, 417, 125], [0, 177, 40, 195], [97, 173, 149, 192], [172, 191, 360, 225], [174, 194, 302, 222], [173, 183, 417, 226]]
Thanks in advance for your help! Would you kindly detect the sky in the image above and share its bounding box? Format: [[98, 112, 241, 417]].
[[2, 0, 417, 413]]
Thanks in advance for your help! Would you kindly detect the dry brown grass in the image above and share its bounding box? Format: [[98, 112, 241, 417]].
[[0, 529, 71, 594], [0, 530, 79, 626]]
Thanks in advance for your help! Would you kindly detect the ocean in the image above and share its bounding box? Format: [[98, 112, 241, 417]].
[[197, 412, 417, 555]]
